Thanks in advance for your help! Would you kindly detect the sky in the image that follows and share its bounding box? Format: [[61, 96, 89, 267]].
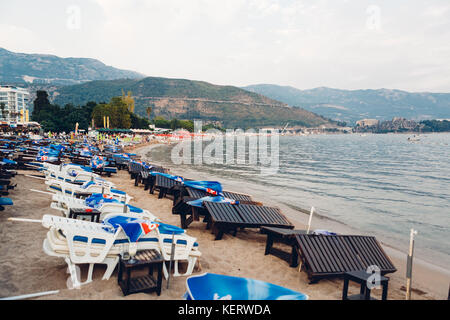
[[1, 0, 450, 92]]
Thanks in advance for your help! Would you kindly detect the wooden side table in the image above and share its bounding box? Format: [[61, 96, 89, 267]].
[[261, 226, 308, 267], [118, 249, 164, 296], [69, 208, 101, 222], [342, 270, 389, 300]]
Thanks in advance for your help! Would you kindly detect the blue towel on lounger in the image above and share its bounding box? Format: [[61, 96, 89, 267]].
[[103, 215, 159, 242], [187, 196, 238, 207], [183, 180, 224, 196]]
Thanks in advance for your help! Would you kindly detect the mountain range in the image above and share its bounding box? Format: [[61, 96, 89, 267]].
[[243, 84, 450, 125], [52, 77, 333, 128], [0, 47, 144, 85], [2, 47, 449, 128]]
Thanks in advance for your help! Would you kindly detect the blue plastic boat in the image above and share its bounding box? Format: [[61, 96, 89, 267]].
[[184, 273, 308, 300]]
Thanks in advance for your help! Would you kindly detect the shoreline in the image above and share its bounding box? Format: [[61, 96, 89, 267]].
[[133, 141, 450, 299], [0, 142, 446, 300]]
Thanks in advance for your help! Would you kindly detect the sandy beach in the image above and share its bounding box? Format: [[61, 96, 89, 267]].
[[0, 141, 448, 300]]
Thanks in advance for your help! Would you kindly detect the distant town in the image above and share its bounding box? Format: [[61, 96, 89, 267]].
[[1, 85, 449, 135]]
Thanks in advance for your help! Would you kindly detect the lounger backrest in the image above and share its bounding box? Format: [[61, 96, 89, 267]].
[[42, 215, 119, 263], [156, 231, 197, 261]]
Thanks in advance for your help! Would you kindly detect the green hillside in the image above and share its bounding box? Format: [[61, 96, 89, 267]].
[[53, 77, 335, 128], [0, 47, 144, 85]]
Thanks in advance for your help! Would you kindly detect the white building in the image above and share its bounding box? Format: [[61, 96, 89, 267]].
[[0, 85, 30, 123]]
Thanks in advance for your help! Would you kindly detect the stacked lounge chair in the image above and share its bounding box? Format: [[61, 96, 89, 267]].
[[9, 138, 204, 287], [42, 213, 201, 287]]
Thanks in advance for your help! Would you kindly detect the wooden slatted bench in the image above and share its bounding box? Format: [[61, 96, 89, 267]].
[[142, 166, 168, 191], [295, 234, 397, 283], [171, 187, 260, 229], [128, 162, 143, 180], [137, 169, 149, 186], [153, 174, 183, 199], [204, 202, 294, 240], [112, 155, 129, 170], [173, 185, 256, 206]]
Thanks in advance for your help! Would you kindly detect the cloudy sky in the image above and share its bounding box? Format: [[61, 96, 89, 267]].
[[1, 0, 450, 92]]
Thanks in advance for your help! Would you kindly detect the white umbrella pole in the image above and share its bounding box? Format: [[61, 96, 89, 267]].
[[406, 228, 418, 300], [306, 206, 315, 234], [8, 217, 42, 223], [0, 290, 59, 300], [30, 189, 53, 195], [24, 174, 46, 180]]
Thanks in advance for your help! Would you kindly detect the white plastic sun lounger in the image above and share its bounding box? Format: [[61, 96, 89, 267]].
[[42, 164, 113, 186], [45, 179, 131, 203], [41, 215, 201, 287], [50, 194, 158, 222]]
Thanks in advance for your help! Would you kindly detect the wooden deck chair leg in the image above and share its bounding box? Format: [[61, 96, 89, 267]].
[[180, 214, 187, 229], [215, 229, 224, 240]]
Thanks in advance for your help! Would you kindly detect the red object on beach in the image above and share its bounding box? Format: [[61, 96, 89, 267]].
[[85, 208, 93, 213], [141, 223, 159, 234]]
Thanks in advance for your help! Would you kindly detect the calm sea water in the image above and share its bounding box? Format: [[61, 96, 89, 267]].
[[147, 133, 450, 268]]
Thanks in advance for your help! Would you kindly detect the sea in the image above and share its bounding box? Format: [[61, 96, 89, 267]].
[[144, 133, 450, 270]]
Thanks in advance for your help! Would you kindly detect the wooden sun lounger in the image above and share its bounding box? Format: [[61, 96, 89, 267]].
[[112, 156, 129, 170], [204, 202, 294, 240], [153, 174, 184, 199], [171, 187, 261, 229], [172, 185, 256, 206], [128, 162, 143, 180], [172, 196, 209, 229], [295, 234, 397, 283], [136, 166, 167, 189]]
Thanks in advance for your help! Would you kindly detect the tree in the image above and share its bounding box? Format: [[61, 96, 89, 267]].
[[92, 103, 110, 128], [109, 96, 131, 128], [0, 103, 7, 120], [91, 97, 132, 129], [153, 116, 171, 128], [146, 106, 152, 121], [32, 90, 52, 122], [130, 112, 151, 129], [122, 90, 135, 113]]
